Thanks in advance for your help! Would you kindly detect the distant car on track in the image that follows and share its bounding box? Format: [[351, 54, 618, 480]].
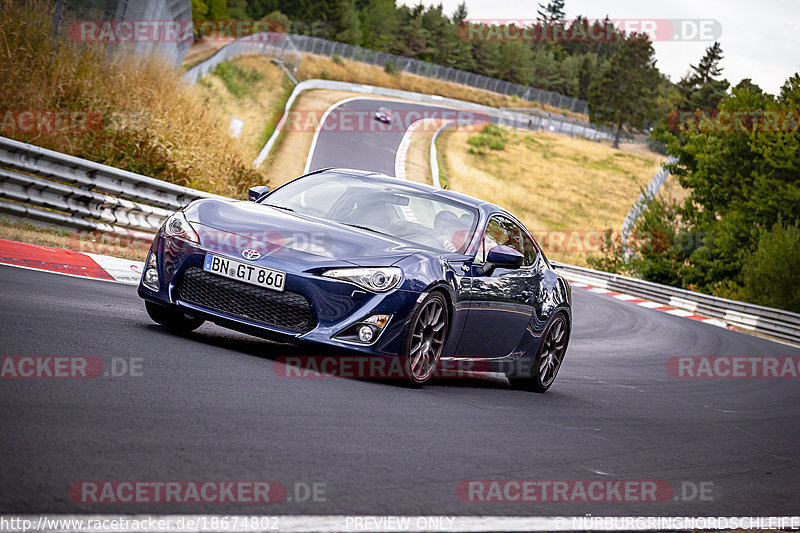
[[138, 168, 572, 390], [374, 106, 393, 123]]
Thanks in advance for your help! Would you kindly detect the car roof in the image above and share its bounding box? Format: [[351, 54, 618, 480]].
[[305, 167, 500, 211]]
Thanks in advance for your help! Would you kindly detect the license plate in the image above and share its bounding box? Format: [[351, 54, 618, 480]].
[[203, 254, 285, 292]]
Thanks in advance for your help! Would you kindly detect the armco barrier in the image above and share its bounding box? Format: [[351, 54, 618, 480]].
[[0, 136, 222, 237], [552, 262, 800, 344], [183, 33, 302, 85], [621, 156, 678, 245]]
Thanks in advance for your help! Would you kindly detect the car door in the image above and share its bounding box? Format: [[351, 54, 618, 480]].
[[455, 215, 541, 358]]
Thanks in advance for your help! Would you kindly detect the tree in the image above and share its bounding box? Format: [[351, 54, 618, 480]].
[[452, 2, 467, 24], [206, 0, 228, 20], [628, 74, 800, 307], [678, 41, 729, 110], [360, 0, 399, 51], [227, 0, 248, 19], [393, 4, 429, 58], [261, 10, 290, 33], [740, 222, 800, 312], [690, 41, 724, 83], [191, 0, 208, 22], [588, 34, 661, 148], [537, 0, 565, 24], [335, 0, 362, 44]]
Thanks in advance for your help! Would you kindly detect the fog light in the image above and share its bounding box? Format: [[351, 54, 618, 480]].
[[143, 267, 159, 289], [358, 325, 374, 343]]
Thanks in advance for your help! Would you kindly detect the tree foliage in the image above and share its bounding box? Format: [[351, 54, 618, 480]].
[[587, 35, 661, 147], [206, 0, 662, 113], [595, 73, 800, 311]]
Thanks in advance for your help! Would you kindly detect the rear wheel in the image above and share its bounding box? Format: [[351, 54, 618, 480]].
[[400, 292, 450, 386], [509, 314, 568, 393], [145, 301, 205, 333]]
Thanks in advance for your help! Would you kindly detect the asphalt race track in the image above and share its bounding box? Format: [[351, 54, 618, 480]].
[[305, 98, 464, 175], [1, 97, 799, 517]]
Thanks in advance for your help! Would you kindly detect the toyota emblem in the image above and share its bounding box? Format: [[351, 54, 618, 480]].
[[241, 249, 261, 260]]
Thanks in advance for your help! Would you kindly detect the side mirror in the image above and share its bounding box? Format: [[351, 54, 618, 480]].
[[248, 185, 269, 202], [483, 245, 524, 275]]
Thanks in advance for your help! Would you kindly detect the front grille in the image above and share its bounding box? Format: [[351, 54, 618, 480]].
[[176, 267, 316, 333]]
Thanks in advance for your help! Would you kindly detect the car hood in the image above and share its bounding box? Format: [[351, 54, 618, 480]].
[[183, 198, 426, 267]]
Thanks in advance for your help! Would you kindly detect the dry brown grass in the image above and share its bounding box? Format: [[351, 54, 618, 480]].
[[194, 54, 288, 158], [298, 54, 588, 121], [0, 0, 265, 198], [439, 126, 666, 266]]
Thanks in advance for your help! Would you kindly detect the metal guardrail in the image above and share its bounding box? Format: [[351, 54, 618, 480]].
[[621, 156, 678, 245], [183, 33, 302, 85], [0, 136, 222, 237], [552, 262, 800, 344]]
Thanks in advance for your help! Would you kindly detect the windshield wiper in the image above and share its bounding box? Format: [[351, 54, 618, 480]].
[[264, 204, 294, 212], [342, 223, 393, 237]]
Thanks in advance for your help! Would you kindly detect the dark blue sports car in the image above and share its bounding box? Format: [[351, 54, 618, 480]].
[[138, 168, 572, 390]]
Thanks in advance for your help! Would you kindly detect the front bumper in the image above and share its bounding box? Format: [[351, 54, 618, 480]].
[[137, 232, 420, 356]]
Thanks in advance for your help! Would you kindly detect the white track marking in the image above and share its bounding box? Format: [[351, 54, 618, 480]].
[[0, 262, 124, 285]]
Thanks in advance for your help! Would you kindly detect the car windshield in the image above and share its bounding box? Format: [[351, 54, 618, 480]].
[[262, 172, 478, 254]]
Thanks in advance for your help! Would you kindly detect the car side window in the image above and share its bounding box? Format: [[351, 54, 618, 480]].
[[478, 216, 537, 267]]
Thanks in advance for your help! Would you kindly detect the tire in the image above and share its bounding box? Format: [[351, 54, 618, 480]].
[[400, 292, 450, 386], [145, 300, 205, 333], [509, 313, 569, 393]]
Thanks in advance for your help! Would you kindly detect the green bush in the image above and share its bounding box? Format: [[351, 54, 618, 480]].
[[481, 123, 505, 137], [488, 137, 506, 150], [740, 222, 800, 312], [467, 124, 507, 151], [332, 54, 344, 66], [384, 61, 398, 74], [467, 135, 488, 148], [213, 61, 263, 99]]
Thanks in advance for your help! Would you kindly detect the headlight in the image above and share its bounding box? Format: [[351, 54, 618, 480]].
[[164, 211, 199, 244], [321, 267, 402, 292], [142, 252, 159, 290]]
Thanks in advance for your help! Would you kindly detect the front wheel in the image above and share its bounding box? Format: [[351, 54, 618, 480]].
[[400, 292, 450, 386], [509, 313, 569, 393], [145, 300, 205, 332]]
